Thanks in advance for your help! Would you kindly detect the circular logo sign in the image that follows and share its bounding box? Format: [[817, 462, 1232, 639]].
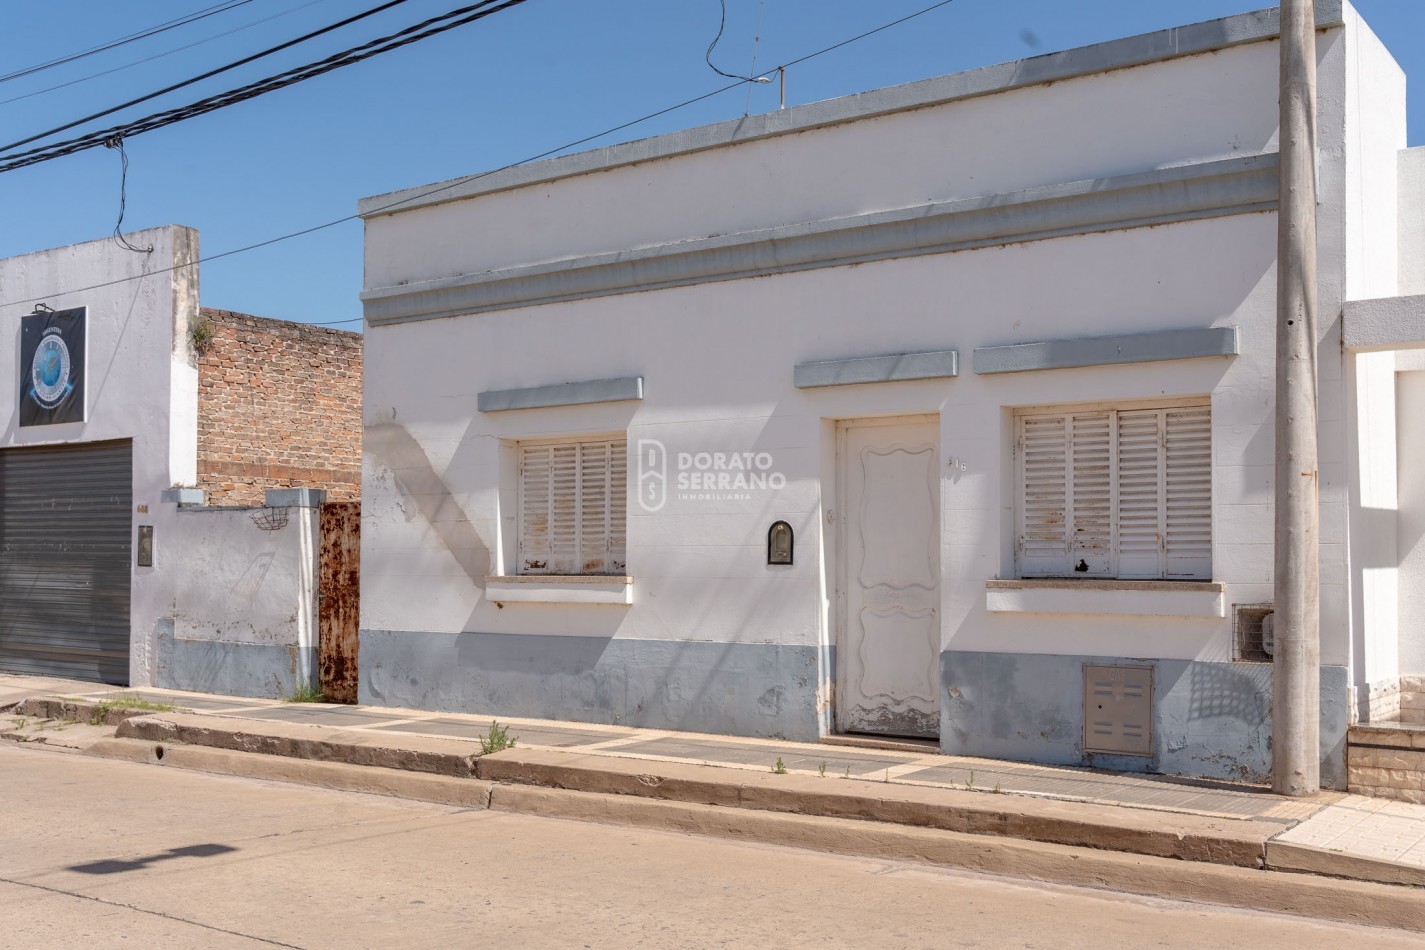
[[31, 334, 72, 409]]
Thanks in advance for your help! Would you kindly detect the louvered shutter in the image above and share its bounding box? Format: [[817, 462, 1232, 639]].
[[1163, 407, 1212, 579], [1069, 412, 1113, 576], [520, 439, 627, 575], [1018, 414, 1070, 576], [1116, 409, 1164, 579], [1018, 404, 1212, 580]]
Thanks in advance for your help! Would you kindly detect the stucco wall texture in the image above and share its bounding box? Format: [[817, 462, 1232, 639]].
[[196, 310, 362, 505]]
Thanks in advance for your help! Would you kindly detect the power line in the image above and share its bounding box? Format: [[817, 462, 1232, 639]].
[[0, 0, 532, 171], [0, 0, 257, 86], [0, 0, 416, 157], [0, 0, 336, 110], [6, 0, 960, 322], [706, 0, 762, 83]]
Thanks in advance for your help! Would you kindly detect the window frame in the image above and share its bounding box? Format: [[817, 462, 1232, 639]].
[[1013, 397, 1212, 582], [515, 433, 628, 577]]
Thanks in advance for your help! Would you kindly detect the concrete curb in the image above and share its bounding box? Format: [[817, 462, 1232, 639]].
[[1266, 839, 1425, 888], [474, 748, 1275, 867], [490, 785, 1425, 934], [117, 713, 481, 777], [109, 715, 1278, 870], [79, 736, 1425, 933], [17, 697, 170, 727], [86, 738, 494, 808]]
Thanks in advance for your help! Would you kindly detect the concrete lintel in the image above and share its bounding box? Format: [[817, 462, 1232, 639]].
[[160, 488, 205, 507], [1342, 295, 1425, 352], [364, 156, 1277, 326], [478, 376, 644, 412], [795, 349, 959, 389], [358, 5, 1339, 219], [973, 326, 1239, 375], [264, 488, 326, 508]]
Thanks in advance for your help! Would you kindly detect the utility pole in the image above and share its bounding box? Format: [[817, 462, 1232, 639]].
[[1273, 0, 1321, 797]]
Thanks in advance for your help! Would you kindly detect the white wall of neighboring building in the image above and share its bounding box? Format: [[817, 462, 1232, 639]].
[[1338, 7, 1409, 714], [0, 226, 199, 687], [1397, 369, 1425, 677]]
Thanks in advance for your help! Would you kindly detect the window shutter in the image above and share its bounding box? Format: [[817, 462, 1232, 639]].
[[519, 444, 554, 573], [1017, 404, 1212, 581], [1019, 414, 1070, 576], [609, 443, 627, 573], [578, 441, 612, 574], [1069, 412, 1113, 576], [520, 438, 627, 576], [1164, 407, 1212, 579], [1115, 409, 1164, 579]]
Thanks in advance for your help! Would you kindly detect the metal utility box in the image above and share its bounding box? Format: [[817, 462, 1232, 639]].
[[1083, 664, 1153, 756]]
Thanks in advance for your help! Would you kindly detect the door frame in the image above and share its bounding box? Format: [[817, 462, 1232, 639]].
[[832, 413, 941, 737]]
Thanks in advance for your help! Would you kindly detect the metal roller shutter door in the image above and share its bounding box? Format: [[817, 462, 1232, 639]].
[[0, 439, 132, 684]]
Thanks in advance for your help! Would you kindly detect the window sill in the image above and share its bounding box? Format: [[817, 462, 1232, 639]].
[[985, 579, 1225, 619], [486, 575, 633, 605]]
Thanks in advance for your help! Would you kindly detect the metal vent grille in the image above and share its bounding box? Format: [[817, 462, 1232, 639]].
[[1234, 604, 1274, 662]]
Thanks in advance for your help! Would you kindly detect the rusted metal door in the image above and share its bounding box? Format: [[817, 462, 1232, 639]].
[[318, 501, 360, 704]]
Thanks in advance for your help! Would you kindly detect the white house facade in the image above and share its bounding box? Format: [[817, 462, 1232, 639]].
[[358, 2, 1420, 787]]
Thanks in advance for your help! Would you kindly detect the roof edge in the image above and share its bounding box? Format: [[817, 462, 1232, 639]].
[[358, 2, 1343, 220]]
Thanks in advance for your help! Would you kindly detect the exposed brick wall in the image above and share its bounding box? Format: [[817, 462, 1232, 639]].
[[196, 309, 362, 506]]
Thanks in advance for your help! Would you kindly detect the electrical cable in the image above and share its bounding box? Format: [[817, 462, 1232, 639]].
[[706, 0, 763, 82], [0, 0, 532, 172], [0, 0, 417, 157], [743, 0, 768, 116], [5, 0, 959, 322], [0, 0, 336, 110], [0, 0, 257, 87], [103, 138, 154, 254]]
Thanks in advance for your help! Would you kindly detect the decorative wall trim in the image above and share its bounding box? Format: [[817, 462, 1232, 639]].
[[486, 575, 633, 605], [1342, 294, 1425, 352], [973, 326, 1240, 375], [358, 5, 1338, 219], [265, 488, 326, 508], [160, 488, 206, 506], [985, 583, 1226, 619], [477, 376, 644, 412], [364, 156, 1278, 326], [795, 349, 959, 389]]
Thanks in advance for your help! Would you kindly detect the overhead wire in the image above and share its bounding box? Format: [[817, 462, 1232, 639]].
[[0, 0, 532, 171], [0, 0, 336, 110], [0, 0, 417, 157], [0, 0, 257, 86], [5, 0, 960, 323], [705, 0, 763, 82]]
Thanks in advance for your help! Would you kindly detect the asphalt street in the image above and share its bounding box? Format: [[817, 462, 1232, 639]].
[[0, 744, 1420, 949]]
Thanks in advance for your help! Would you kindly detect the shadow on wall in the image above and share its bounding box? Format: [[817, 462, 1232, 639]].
[[366, 422, 491, 585]]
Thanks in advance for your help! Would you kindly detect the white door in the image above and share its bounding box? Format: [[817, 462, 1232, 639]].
[[836, 417, 941, 739]]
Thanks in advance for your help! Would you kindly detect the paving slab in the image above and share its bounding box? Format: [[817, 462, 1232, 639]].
[[374, 717, 632, 748]]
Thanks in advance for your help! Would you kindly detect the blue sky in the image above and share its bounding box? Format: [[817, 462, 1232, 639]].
[[2, 0, 1422, 327]]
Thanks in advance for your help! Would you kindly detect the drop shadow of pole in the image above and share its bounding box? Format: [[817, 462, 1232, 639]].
[[68, 842, 237, 875]]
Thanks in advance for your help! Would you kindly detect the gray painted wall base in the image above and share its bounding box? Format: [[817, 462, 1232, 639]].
[[940, 651, 1349, 789], [360, 630, 823, 742], [155, 620, 315, 700]]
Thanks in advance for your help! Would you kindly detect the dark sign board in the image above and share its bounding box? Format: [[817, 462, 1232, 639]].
[[19, 307, 86, 427]]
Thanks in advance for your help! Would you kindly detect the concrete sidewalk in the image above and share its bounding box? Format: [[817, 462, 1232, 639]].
[[4, 674, 1425, 919]]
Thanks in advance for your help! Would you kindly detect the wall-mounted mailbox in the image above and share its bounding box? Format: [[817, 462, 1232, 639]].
[[136, 525, 154, 567], [767, 521, 793, 566]]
